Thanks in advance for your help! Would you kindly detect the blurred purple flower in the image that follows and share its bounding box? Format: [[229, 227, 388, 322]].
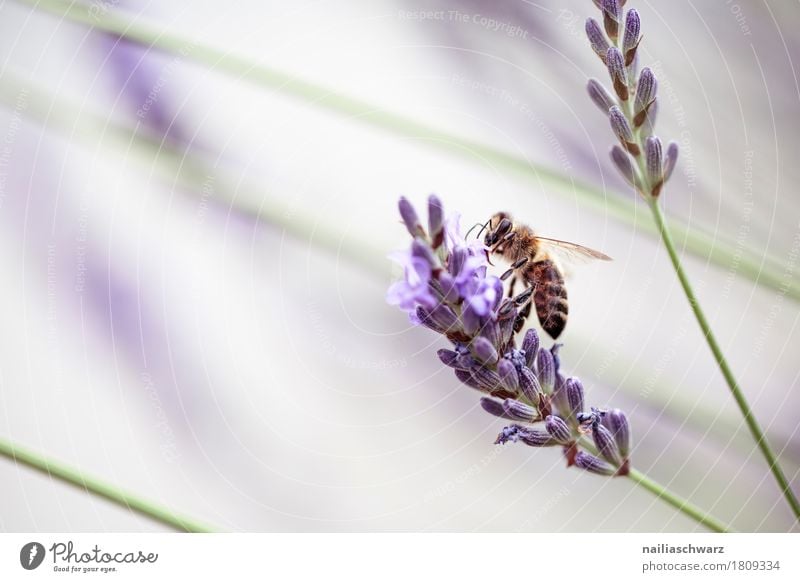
[[386, 249, 437, 317]]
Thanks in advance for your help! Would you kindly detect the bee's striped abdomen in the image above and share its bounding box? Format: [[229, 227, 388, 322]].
[[526, 259, 568, 339]]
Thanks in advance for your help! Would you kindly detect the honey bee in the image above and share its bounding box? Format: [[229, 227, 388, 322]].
[[482, 212, 611, 339]]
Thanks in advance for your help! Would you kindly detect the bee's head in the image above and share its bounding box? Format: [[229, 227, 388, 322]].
[[484, 212, 513, 247]]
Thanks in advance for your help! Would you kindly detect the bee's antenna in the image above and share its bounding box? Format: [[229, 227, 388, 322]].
[[467, 219, 491, 240], [464, 221, 484, 240]]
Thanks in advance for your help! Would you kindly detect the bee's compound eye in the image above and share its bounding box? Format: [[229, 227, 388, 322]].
[[497, 219, 512, 237]]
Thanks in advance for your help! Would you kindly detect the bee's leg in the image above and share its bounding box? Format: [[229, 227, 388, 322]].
[[500, 258, 529, 281], [510, 276, 534, 333], [507, 276, 517, 298], [514, 295, 534, 333]]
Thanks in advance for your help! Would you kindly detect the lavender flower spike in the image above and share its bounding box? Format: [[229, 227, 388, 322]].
[[388, 196, 633, 479]]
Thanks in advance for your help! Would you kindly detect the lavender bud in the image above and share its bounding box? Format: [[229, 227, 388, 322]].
[[411, 238, 437, 268], [645, 136, 664, 196], [429, 304, 459, 331], [495, 425, 555, 446], [427, 194, 444, 248], [610, 145, 638, 187], [518, 366, 543, 404], [519, 429, 559, 447], [602, 408, 632, 458], [471, 337, 498, 364], [634, 68, 657, 125], [498, 306, 518, 347], [609, 106, 638, 155], [437, 272, 461, 304], [480, 397, 510, 419], [502, 398, 537, 422], [566, 377, 585, 421], [438, 347, 473, 370], [448, 246, 466, 278], [605, 48, 629, 101], [437, 348, 459, 368], [522, 328, 540, 368], [470, 366, 503, 393], [536, 348, 555, 393], [454, 344, 477, 369], [587, 79, 616, 116], [593, 424, 622, 466], [585, 18, 610, 61], [497, 358, 520, 393], [545, 415, 573, 445], [478, 317, 501, 349], [398, 197, 423, 237], [622, 9, 641, 65], [461, 304, 481, 336], [575, 451, 616, 476], [663, 141, 679, 182], [416, 306, 446, 334], [602, 0, 622, 39], [454, 369, 482, 391]]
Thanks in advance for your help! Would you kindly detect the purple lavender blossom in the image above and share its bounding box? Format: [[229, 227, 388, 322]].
[[387, 197, 632, 477], [583, 1, 679, 200], [386, 249, 436, 318]]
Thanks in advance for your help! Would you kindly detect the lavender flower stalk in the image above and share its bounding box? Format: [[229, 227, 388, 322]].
[[584, 5, 677, 199], [581, 1, 800, 520], [387, 196, 632, 477]]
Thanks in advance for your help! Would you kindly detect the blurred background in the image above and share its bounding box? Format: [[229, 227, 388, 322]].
[[0, 0, 798, 532]]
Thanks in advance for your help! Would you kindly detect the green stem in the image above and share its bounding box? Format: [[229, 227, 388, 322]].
[[647, 198, 800, 521], [0, 438, 213, 532], [627, 468, 730, 533], [9, 0, 800, 303], [578, 439, 731, 532]]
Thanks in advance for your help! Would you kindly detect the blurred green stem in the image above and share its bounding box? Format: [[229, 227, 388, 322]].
[[0, 438, 213, 532], [648, 197, 800, 521], [10, 0, 800, 303]]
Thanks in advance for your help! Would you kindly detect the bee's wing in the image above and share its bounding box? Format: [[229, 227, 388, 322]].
[[535, 236, 612, 263]]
